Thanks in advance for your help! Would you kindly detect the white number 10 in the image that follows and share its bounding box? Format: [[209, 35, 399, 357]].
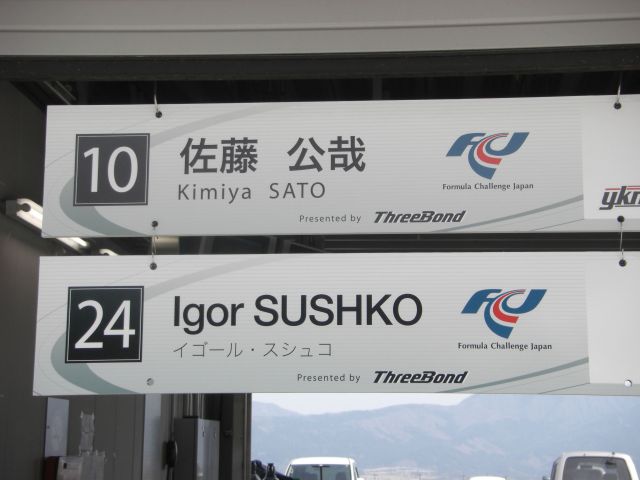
[[83, 146, 138, 193]]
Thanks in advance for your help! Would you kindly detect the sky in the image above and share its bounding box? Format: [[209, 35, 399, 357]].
[[252, 393, 470, 415]]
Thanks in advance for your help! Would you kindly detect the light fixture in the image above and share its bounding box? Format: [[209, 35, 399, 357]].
[[98, 248, 118, 256], [5, 198, 90, 252], [57, 237, 90, 252], [5, 198, 43, 230]]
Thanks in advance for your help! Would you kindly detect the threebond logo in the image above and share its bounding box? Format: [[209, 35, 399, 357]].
[[461, 289, 546, 339], [446, 132, 529, 179]]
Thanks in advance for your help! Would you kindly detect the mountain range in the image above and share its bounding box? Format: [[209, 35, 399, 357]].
[[251, 395, 640, 479]]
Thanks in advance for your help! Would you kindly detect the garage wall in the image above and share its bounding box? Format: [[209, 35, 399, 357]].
[[0, 0, 639, 56], [0, 81, 53, 479], [0, 213, 52, 479], [65, 395, 145, 480], [0, 82, 148, 480]]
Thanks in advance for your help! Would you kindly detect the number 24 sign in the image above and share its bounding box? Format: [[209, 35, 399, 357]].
[[66, 286, 144, 363]]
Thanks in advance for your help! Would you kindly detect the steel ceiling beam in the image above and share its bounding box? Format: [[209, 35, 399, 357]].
[[1, 45, 640, 81]]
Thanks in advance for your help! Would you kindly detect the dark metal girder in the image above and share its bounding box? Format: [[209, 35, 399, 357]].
[[1, 45, 640, 81], [319, 232, 640, 253]]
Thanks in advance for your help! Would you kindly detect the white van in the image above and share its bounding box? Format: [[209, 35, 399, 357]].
[[286, 457, 363, 480], [547, 452, 639, 480]]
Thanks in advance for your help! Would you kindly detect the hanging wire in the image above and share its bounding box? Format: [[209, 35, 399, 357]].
[[614, 73, 623, 110], [150, 220, 158, 270], [154, 82, 163, 118], [618, 215, 626, 267]]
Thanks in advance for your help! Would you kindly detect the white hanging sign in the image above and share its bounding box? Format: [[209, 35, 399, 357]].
[[33, 252, 640, 395], [42, 95, 640, 237]]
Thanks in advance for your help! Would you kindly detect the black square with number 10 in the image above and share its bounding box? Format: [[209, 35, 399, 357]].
[[74, 134, 150, 206], [66, 286, 144, 363]]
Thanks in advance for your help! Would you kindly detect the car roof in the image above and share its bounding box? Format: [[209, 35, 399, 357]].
[[289, 457, 354, 466], [558, 452, 633, 460]]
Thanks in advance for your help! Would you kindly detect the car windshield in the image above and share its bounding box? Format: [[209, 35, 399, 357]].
[[288, 464, 351, 480], [563, 457, 631, 480]]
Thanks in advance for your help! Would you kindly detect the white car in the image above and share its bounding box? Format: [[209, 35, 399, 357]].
[[546, 452, 639, 480], [469, 476, 507, 480], [286, 457, 364, 480]]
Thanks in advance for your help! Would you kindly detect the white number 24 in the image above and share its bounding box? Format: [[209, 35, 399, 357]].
[[75, 300, 136, 349]]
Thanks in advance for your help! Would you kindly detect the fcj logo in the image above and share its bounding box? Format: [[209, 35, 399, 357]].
[[461, 289, 546, 339], [446, 132, 529, 179]]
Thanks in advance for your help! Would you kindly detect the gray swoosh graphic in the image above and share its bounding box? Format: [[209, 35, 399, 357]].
[[151, 104, 285, 147], [57, 104, 285, 235], [442, 357, 589, 393], [532, 219, 583, 231], [51, 334, 135, 394], [434, 195, 583, 232], [146, 255, 283, 298], [59, 180, 145, 236], [50, 255, 286, 394]]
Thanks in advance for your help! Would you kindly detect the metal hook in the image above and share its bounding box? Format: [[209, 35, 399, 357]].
[[614, 73, 623, 110], [150, 220, 158, 270], [618, 215, 626, 267], [154, 82, 163, 118]]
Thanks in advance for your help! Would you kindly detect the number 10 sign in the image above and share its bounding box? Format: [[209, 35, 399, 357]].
[[74, 134, 150, 206]]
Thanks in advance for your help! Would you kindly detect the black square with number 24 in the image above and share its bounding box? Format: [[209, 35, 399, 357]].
[[66, 286, 144, 363]]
